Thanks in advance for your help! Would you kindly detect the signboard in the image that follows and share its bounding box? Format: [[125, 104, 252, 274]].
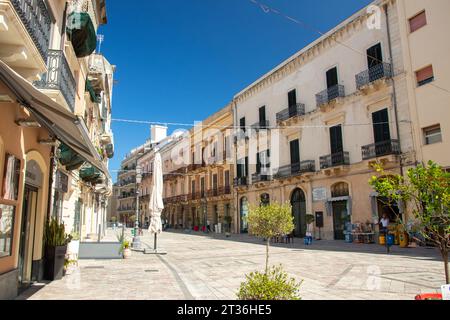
[[442, 285, 450, 300], [313, 187, 327, 202], [315, 212, 324, 228], [55, 170, 69, 193]]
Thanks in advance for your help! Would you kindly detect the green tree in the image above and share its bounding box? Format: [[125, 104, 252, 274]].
[[369, 161, 450, 284], [247, 202, 294, 274]]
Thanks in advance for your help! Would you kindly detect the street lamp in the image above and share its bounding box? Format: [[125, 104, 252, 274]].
[[132, 164, 142, 249]]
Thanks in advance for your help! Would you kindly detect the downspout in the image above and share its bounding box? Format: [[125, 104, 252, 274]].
[[384, 3, 404, 177]]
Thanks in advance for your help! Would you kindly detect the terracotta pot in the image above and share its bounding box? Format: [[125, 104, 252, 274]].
[[123, 248, 131, 259]]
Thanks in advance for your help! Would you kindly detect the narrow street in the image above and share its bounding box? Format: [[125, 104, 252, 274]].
[[17, 229, 445, 300]]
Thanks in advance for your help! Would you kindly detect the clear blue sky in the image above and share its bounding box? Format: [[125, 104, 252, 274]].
[[99, 0, 372, 180]]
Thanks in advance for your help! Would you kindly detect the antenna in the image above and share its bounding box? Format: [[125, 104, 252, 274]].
[[97, 34, 104, 53]]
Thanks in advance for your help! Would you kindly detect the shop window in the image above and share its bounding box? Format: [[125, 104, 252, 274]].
[[416, 65, 434, 87], [0, 204, 15, 258], [423, 125, 442, 145], [409, 11, 427, 33], [2, 154, 21, 201]]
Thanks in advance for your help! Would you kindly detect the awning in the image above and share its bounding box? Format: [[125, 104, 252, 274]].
[[66, 12, 97, 58], [0, 60, 111, 180]]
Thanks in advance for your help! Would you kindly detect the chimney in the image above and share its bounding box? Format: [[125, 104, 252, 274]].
[[150, 125, 167, 144]]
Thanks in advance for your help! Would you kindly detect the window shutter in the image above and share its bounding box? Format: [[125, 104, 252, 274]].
[[409, 11, 427, 33], [416, 65, 433, 84]]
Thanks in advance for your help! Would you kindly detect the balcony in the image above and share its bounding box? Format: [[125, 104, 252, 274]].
[[118, 177, 136, 187], [316, 84, 345, 108], [66, 1, 98, 58], [362, 139, 400, 160], [34, 50, 76, 111], [276, 103, 306, 123], [118, 192, 136, 200], [233, 177, 248, 187], [100, 131, 113, 145], [251, 173, 272, 184], [320, 151, 350, 169], [274, 160, 316, 179], [356, 63, 392, 91], [118, 207, 135, 213], [251, 120, 270, 131], [9, 0, 51, 60]]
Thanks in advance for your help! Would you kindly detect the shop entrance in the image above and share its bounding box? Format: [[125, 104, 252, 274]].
[[332, 201, 350, 240], [18, 185, 38, 290], [291, 188, 307, 237], [377, 197, 400, 223], [240, 197, 248, 233]]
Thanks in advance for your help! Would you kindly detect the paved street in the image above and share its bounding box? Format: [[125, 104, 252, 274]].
[[18, 229, 446, 300]]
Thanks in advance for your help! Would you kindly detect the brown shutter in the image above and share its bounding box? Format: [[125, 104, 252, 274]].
[[416, 65, 433, 84], [409, 11, 427, 33]]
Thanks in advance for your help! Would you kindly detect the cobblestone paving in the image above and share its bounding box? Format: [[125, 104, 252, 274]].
[[18, 229, 446, 300]]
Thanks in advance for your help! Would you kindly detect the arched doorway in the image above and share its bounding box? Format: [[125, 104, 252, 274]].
[[331, 182, 350, 240], [240, 197, 249, 233], [291, 188, 307, 237]]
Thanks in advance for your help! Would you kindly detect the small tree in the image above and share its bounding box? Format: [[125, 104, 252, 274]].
[[248, 202, 294, 274], [369, 161, 450, 284]]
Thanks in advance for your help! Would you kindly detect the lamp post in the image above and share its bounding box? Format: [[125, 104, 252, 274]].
[[132, 164, 142, 249]]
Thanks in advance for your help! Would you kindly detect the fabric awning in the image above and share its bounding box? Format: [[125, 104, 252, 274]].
[[66, 12, 97, 58], [0, 60, 111, 180]]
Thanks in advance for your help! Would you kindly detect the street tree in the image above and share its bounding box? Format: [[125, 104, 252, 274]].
[[369, 161, 450, 284]]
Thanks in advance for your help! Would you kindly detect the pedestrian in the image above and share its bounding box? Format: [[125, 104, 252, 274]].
[[379, 212, 390, 236]]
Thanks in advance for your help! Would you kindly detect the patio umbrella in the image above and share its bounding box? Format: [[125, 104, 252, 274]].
[[148, 152, 164, 251]]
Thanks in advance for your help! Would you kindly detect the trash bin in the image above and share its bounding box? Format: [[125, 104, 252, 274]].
[[345, 233, 353, 243], [387, 234, 395, 246], [399, 232, 409, 248], [379, 234, 386, 245]]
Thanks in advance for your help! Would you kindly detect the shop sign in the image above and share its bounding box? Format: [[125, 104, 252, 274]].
[[442, 285, 450, 300], [313, 187, 327, 202], [25, 160, 43, 188], [55, 170, 69, 193]]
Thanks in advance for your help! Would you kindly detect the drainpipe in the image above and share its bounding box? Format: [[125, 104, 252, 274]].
[[384, 3, 404, 177]]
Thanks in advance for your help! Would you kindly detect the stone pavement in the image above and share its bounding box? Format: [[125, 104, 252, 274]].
[[17, 229, 447, 300]]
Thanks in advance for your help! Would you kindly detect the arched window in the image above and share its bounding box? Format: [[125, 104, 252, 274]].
[[331, 182, 349, 198], [260, 193, 270, 206]]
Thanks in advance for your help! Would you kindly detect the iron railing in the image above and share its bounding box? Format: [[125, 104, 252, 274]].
[[362, 139, 400, 160], [118, 177, 136, 187], [251, 120, 270, 131], [274, 160, 316, 179], [276, 103, 306, 122], [34, 50, 76, 111], [118, 192, 136, 199], [11, 0, 51, 60], [356, 63, 392, 90], [251, 173, 272, 183], [316, 84, 345, 107], [233, 177, 248, 187], [320, 151, 350, 169]]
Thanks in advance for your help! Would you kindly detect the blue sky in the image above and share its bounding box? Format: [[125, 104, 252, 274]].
[[99, 0, 372, 179]]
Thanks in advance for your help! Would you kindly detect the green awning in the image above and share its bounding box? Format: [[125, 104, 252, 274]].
[[85, 79, 100, 103], [66, 12, 97, 58], [80, 165, 102, 182], [58, 143, 85, 171]]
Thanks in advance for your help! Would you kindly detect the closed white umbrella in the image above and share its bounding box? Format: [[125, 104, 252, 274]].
[[148, 152, 164, 252]]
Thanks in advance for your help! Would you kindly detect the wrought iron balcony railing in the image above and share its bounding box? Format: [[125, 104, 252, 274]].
[[251, 173, 272, 183], [233, 177, 248, 187], [356, 63, 392, 90], [234, 130, 249, 144], [11, 0, 51, 60], [118, 193, 136, 199], [316, 84, 345, 107], [320, 151, 350, 169], [251, 120, 270, 131], [362, 139, 400, 160], [34, 50, 76, 111], [274, 160, 316, 179], [276, 103, 306, 122]]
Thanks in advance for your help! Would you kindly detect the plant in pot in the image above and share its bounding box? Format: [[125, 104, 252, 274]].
[[44, 218, 72, 281], [224, 215, 232, 237], [117, 232, 131, 259]]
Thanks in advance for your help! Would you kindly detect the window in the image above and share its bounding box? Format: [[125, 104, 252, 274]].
[[423, 125, 442, 145], [409, 11, 427, 33], [416, 65, 434, 87], [0, 204, 15, 258]]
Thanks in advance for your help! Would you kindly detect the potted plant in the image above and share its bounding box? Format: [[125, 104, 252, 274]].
[[224, 215, 232, 237], [117, 232, 131, 259], [44, 218, 72, 281]]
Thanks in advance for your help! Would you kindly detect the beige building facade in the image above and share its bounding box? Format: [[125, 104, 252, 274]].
[[232, 0, 419, 240]]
